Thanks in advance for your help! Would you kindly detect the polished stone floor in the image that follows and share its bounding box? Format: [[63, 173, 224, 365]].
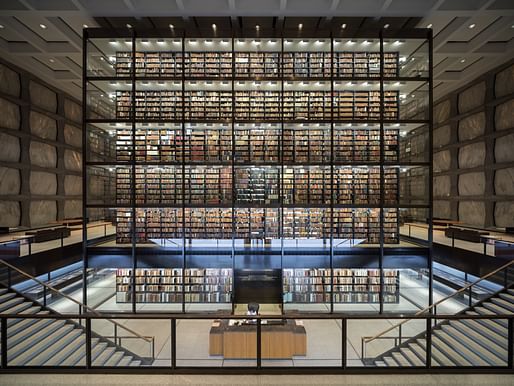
[[1, 374, 513, 386]]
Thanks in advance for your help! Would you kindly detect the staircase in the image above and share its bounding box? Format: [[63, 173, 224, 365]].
[[0, 286, 146, 367], [371, 287, 514, 367]]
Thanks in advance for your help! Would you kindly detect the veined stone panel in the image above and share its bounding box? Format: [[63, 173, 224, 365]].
[[64, 149, 82, 171], [29, 81, 57, 113], [0, 63, 20, 97], [434, 200, 451, 219], [458, 112, 485, 141], [433, 125, 451, 148], [495, 64, 514, 98], [458, 82, 486, 114], [458, 142, 485, 169], [0, 98, 20, 130], [495, 99, 514, 131], [495, 168, 514, 195], [495, 202, 514, 227], [458, 172, 485, 196], [434, 150, 451, 172], [0, 167, 20, 195], [458, 201, 486, 227], [64, 124, 82, 148], [29, 110, 57, 140], [434, 99, 451, 124], [0, 201, 20, 227], [64, 200, 82, 219], [30, 171, 57, 195], [433, 175, 451, 197], [29, 200, 57, 226], [64, 175, 82, 195], [0, 133, 20, 162], [64, 99, 82, 123], [29, 141, 57, 168], [495, 133, 514, 163]]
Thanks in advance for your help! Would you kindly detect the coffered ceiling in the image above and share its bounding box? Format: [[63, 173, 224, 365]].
[[0, 0, 512, 101]]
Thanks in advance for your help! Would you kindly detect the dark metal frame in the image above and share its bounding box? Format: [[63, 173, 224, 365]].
[[82, 27, 433, 313], [0, 312, 512, 374]]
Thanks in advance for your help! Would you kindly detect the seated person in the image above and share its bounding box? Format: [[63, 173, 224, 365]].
[[246, 302, 259, 323]]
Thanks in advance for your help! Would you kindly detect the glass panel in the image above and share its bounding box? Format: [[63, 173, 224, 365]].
[[86, 80, 124, 120], [349, 318, 427, 367], [91, 318, 169, 367], [87, 37, 128, 78]]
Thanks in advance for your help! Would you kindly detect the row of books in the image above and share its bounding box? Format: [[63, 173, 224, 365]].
[[115, 90, 399, 121], [114, 51, 398, 78], [113, 127, 399, 163], [115, 207, 398, 244]]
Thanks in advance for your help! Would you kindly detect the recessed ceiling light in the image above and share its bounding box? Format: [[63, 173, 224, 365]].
[[82, 24, 88, 28], [468, 23, 476, 29], [460, 59, 466, 63], [169, 24, 174, 29], [427, 23, 433, 29], [49, 58, 55, 63], [39, 24, 47, 29], [100, 57, 104, 61], [256, 24, 260, 30], [126, 23, 132, 28], [212, 23, 217, 29], [157, 39, 165, 44], [341, 23, 346, 29], [298, 23, 303, 29], [0, 24, 4, 29], [384, 24, 390, 29]]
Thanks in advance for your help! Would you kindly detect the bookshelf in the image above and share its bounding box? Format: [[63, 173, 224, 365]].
[[86, 30, 432, 309], [283, 268, 400, 303], [116, 268, 232, 303]]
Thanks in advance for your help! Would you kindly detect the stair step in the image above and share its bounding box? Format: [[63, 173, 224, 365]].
[[468, 309, 508, 330], [0, 292, 16, 304], [92, 346, 116, 366], [116, 355, 133, 367], [7, 307, 45, 327], [24, 329, 83, 366], [0, 288, 7, 296], [491, 297, 514, 313], [399, 347, 425, 366], [453, 320, 508, 352], [434, 329, 489, 366], [374, 360, 386, 367], [7, 312, 50, 336], [382, 356, 400, 366], [0, 297, 23, 312], [391, 351, 412, 367], [61, 338, 100, 366], [442, 324, 507, 366], [103, 351, 125, 367], [91, 342, 109, 363], [129, 360, 142, 367], [8, 318, 65, 351], [499, 292, 514, 303], [407, 343, 427, 366], [483, 302, 513, 319], [463, 311, 508, 338], [416, 339, 447, 366], [2, 301, 34, 315], [9, 324, 74, 365], [431, 334, 473, 366], [43, 333, 85, 366]]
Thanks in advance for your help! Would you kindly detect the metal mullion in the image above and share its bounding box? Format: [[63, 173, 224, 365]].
[[379, 31, 385, 314], [231, 34, 236, 313], [280, 36, 285, 291], [131, 30, 137, 314], [181, 33, 186, 313], [428, 29, 434, 309], [330, 34, 335, 313], [82, 29, 89, 310]]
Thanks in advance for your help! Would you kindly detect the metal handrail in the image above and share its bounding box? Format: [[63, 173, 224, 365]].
[[0, 258, 154, 348], [362, 258, 514, 347]]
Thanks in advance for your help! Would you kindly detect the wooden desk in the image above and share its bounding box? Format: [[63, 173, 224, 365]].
[[209, 319, 306, 359]]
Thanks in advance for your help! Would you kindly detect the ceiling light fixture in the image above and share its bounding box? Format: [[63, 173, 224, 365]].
[[157, 39, 165, 44], [298, 23, 303, 29], [169, 24, 174, 29], [460, 59, 466, 63], [126, 23, 132, 28], [427, 23, 433, 28], [256, 24, 260, 30], [384, 24, 390, 29], [341, 23, 346, 29], [49, 58, 55, 63], [83, 24, 88, 28], [39, 24, 47, 29], [212, 23, 217, 29], [468, 23, 476, 29]]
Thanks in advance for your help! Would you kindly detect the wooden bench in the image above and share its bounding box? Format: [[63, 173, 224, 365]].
[[25, 227, 71, 243], [444, 227, 489, 243]]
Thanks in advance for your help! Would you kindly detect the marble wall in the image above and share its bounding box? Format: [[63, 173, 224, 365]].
[[0, 60, 82, 228], [431, 60, 514, 228]]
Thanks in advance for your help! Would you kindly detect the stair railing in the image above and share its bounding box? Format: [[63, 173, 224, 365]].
[[361, 258, 514, 359], [0, 258, 155, 361]]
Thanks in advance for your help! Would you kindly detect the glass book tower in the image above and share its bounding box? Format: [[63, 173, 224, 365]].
[[84, 26, 432, 314]]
